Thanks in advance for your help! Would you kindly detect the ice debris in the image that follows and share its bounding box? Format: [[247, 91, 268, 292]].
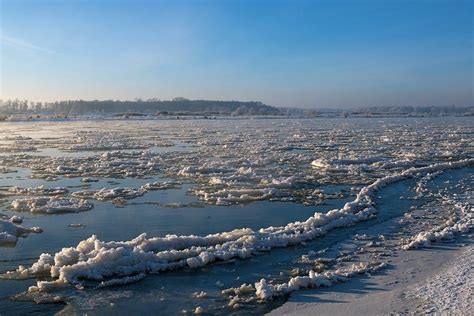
[[3, 159, 472, 292], [402, 200, 472, 250], [254, 261, 386, 300]]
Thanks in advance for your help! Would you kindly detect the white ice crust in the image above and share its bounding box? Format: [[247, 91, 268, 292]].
[[402, 200, 472, 250], [0, 218, 42, 246], [10, 197, 93, 214]]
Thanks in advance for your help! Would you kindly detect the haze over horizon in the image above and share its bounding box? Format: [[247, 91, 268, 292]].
[[1, 0, 473, 108]]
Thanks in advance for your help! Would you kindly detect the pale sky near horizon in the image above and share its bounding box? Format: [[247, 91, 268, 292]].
[[0, 0, 472, 108]]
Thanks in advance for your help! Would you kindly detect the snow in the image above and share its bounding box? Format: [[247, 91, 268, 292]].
[[407, 245, 473, 313]]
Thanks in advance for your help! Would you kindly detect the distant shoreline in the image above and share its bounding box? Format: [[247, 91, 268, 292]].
[[0, 113, 473, 123]]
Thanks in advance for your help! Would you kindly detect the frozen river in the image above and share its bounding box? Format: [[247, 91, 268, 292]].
[[0, 117, 472, 314]]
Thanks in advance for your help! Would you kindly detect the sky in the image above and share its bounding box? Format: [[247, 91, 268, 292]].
[[0, 0, 472, 108]]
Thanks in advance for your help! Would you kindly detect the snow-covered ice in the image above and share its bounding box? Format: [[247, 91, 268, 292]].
[[0, 117, 472, 315], [0, 218, 42, 246], [9, 197, 93, 214], [4, 159, 471, 294]]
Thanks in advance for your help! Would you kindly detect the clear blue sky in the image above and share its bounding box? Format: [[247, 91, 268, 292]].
[[0, 0, 472, 107]]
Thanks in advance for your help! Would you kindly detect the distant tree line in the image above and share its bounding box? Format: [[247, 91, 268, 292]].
[[1, 98, 471, 117], [279, 105, 473, 117], [354, 105, 473, 115], [0, 97, 281, 116]]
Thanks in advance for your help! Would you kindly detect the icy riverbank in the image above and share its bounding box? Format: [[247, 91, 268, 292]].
[[270, 216, 473, 315]]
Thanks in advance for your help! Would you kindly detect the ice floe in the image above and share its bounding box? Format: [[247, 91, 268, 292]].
[[71, 181, 181, 204], [0, 218, 42, 246], [9, 197, 94, 214], [2, 185, 69, 196]]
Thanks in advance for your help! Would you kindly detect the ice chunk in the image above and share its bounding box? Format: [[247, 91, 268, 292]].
[[10, 197, 93, 214], [0, 219, 42, 246]]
